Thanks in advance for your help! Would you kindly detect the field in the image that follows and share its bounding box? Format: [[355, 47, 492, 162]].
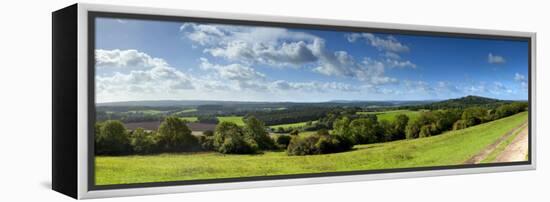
[[217, 116, 245, 126], [357, 110, 421, 122], [95, 112, 527, 185], [269, 121, 318, 129], [179, 117, 198, 122]]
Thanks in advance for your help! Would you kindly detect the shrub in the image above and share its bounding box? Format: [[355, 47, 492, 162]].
[[157, 116, 199, 152], [203, 130, 214, 136], [289, 129, 300, 136], [287, 135, 320, 155], [95, 120, 131, 155], [275, 135, 292, 148], [419, 124, 437, 138], [461, 107, 487, 126], [214, 122, 258, 154], [316, 135, 353, 154], [129, 128, 157, 154], [453, 120, 468, 130], [287, 131, 354, 156], [218, 136, 258, 154], [317, 128, 330, 136], [198, 135, 215, 151], [405, 121, 421, 139]]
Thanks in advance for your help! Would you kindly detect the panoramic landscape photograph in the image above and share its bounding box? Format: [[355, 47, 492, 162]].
[[93, 17, 529, 186]]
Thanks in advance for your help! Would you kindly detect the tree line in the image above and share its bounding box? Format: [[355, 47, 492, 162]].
[[96, 102, 527, 156]]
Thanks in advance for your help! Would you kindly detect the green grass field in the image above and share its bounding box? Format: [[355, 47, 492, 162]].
[[357, 110, 421, 122], [217, 116, 245, 126], [179, 117, 198, 122], [95, 112, 527, 185], [269, 121, 318, 129]]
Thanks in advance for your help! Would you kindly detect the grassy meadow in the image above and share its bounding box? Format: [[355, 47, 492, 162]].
[[95, 112, 527, 185], [269, 121, 318, 129], [217, 116, 245, 126], [357, 110, 422, 122]]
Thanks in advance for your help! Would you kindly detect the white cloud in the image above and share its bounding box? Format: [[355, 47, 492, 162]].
[[514, 73, 526, 82], [199, 58, 269, 91], [95, 50, 196, 102], [347, 33, 416, 69], [205, 40, 317, 66], [183, 24, 400, 86], [383, 51, 401, 60], [488, 53, 506, 64], [514, 73, 527, 90], [95, 49, 169, 70], [384, 58, 416, 68], [347, 33, 410, 53], [490, 82, 513, 95], [181, 23, 318, 66], [311, 40, 398, 85], [270, 80, 359, 92]]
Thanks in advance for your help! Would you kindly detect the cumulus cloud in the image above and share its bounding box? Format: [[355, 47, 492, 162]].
[[347, 33, 416, 69], [311, 40, 398, 85], [347, 33, 410, 53], [182, 23, 401, 86], [490, 82, 512, 95], [488, 53, 506, 64], [95, 49, 168, 70], [270, 80, 359, 92], [514, 73, 528, 90], [384, 58, 416, 68], [181, 23, 318, 66], [514, 73, 526, 82], [205, 40, 317, 66], [95, 49, 196, 102]]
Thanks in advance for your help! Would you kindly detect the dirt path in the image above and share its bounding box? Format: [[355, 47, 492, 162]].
[[463, 122, 527, 164], [494, 126, 529, 162]]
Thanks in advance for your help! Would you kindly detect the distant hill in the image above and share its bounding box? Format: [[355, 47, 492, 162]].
[[97, 99, 434, 108], [408, 95, 512, 110]]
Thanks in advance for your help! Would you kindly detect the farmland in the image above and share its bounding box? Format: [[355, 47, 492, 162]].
[[217, 116, 245, 126], [269, 121, 318, 129], [95, 112, 527, 185], [357, 110, 422, 122]]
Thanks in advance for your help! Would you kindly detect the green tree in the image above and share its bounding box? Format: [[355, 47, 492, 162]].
[[244, 116, 275, 150], [461, 107, 488, 126], [157, 116, 199, 152], [378, 120, 394, 142], [349, 118, 379, 144], [393, 114, 409, 140], [317, 128, 330, 136], [95, 120, 131, 155], [214, 121, 258, 154], [290, 129, 300, 136], [130, 128, 157, 154], [333, 117, 352, 140]]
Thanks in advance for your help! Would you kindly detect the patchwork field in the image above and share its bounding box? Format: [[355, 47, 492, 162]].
[[269, 121, 318, 129], [357, 110, 422, 122], [217, 116, 245, 126], [95, 112, 527, 185]]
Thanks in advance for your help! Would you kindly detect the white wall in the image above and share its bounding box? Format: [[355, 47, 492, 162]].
[[0, 0, 547, 201]]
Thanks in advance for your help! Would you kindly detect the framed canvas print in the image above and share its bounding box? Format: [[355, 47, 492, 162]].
[[52, 3, 536, 199]]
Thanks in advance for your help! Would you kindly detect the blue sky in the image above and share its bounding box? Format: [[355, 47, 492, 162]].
[[94, 17, 529, 103]]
